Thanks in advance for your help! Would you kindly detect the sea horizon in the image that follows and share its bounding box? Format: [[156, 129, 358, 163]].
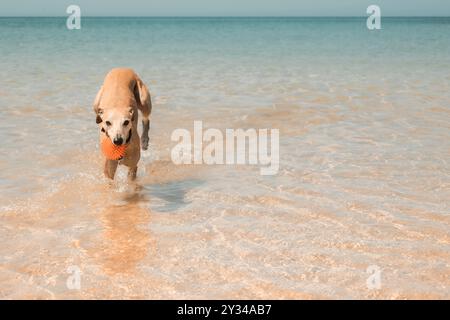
[[1, 15, 450, 18]]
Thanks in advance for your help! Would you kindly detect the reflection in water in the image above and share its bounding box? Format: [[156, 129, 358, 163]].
[[95, 190, 155, 275]]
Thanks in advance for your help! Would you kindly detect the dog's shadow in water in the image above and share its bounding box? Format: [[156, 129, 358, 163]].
[[138, 178, 203, 213]]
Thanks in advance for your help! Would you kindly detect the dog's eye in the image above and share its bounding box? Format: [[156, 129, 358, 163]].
[[105, 121, 112, 126], [123, 120, 130, 126]]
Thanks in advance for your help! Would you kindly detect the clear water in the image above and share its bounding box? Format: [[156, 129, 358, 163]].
[[0, 17, 449, 299]]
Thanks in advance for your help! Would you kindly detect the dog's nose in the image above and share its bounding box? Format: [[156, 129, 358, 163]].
[[113, 137, 123, 146]]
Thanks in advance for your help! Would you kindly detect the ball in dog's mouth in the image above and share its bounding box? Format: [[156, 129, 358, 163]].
[[101, 137, 127, 160]]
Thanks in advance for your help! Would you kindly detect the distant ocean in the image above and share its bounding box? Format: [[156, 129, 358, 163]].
[[0, 17, 449, 299]]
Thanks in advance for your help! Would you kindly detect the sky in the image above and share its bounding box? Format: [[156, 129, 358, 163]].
[[0, 0, 449, 17]]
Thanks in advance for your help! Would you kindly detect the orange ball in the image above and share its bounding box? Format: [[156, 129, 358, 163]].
[[101, 137, 127, 160]]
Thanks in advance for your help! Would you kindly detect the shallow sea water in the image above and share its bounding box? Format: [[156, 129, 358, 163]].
[[0, 17, 449, 299]]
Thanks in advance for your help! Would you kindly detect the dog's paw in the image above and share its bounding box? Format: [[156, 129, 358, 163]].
[[141, 137, 149, 150]]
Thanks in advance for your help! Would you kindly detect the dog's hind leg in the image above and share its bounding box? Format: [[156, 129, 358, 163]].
[[128, 166, 137, 181], [141, 117, 150, 151], [134, 77, 152, 150], [139, 102, 151, 150], [104, 159, 118, 180]]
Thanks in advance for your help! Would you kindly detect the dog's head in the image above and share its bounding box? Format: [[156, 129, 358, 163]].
[[96, 107, 134, 146]]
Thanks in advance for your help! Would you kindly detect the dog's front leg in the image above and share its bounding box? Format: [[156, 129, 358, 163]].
[[104, 159, 118, 180], [128, 166, 137, 181]]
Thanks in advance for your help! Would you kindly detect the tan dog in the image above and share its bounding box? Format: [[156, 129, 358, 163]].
[[93, 68, 152, 180]]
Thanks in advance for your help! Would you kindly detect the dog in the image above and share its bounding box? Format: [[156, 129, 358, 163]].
[[93, 68, 152, 180]]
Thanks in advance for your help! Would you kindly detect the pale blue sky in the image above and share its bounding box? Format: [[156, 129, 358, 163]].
[[0, 0, 449, 17]]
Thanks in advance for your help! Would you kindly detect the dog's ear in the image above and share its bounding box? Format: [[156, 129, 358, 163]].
[[133, 77, 151, 109], [93, 86, 104, 123]]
